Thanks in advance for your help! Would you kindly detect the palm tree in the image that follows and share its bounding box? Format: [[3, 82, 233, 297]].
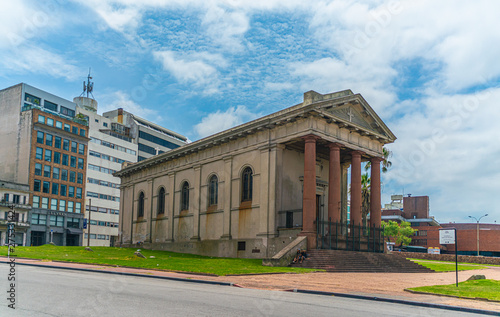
[[365, 147, 392, 173], [361, 173, 371, 228]]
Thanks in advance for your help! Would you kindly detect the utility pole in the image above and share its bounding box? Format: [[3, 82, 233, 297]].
[[468, 214, 488, 256], [87, 198, 92, 247]]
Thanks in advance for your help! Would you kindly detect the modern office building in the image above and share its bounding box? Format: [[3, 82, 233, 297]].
[[0, 180, 31, 246], [103, 109, 187, 162], [0, 83, 89, 246], [74, 95, 138, 247]]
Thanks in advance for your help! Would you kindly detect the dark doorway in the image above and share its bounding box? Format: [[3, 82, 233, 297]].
[[316, 195, 321, 221], [66, 234, 79, 246], [286, 211, 293, 228], [31, 231, 45, 246]]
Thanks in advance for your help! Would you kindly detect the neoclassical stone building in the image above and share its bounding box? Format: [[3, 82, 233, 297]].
[[115, 90, 396, 258]]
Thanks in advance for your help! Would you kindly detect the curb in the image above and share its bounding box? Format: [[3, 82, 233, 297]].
[[405, 289, 500, 303], [284, 289, 500, 316], [5, 260, 233, 287]]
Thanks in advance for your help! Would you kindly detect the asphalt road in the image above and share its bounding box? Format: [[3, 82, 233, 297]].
[[0, 264, 489, 317]]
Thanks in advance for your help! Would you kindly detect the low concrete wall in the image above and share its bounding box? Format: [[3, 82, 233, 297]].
[[262, 236, 307, 267], [394, 252, 500, 265]]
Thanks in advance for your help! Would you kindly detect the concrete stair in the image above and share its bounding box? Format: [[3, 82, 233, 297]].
[[291, 249, 435, 273]]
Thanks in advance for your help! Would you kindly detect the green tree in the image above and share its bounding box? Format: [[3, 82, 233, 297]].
[[364, 147, 392, 173], [361, 173, 370, 227], [381, 220, 416, 246]]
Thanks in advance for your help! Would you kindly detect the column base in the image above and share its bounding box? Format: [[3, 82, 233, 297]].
[[298, 231, 317, 249]]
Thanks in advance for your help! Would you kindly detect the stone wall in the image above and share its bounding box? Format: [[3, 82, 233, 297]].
[[394, 251, 500, 265]]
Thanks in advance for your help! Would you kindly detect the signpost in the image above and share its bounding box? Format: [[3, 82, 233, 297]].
[[440, 228, 458, 287]]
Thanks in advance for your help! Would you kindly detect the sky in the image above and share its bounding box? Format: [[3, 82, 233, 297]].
[[1, 0, 499, 224]]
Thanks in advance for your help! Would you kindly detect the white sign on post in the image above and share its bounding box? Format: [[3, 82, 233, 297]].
[[439, 229, 456, 244]]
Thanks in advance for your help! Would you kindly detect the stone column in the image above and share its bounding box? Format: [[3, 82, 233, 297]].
[[167, 172, 175, 242], [328, 143, 341, 223], [350, 151, 363, 226], [148, 178, 154, 243], [301, 135, 319, 249], [370, 157, 383, 228], [221, 156, 233, 239], [340, 163, 350, 226]]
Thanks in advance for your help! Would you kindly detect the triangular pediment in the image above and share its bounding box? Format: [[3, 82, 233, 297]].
[[319, 97, 395, 141]]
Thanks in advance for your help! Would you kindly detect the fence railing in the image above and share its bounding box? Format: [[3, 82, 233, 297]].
[[316, 219, 384, 253]]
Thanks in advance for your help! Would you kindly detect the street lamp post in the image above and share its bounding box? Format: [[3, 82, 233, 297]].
[[468, 214, 488, 256]]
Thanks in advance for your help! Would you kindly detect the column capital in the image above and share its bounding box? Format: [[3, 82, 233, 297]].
[[302, 134, 321, 143], [351, 150, 364, 157], [371, 156, 384, 163], [328, 142, 342, 150]]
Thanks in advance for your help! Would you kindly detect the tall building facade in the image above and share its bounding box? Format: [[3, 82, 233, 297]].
[[103, 109, 187, 162], [0, 84, 89, 246], [75, 97, 138, 247]]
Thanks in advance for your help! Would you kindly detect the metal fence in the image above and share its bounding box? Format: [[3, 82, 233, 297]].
[[316, 219, 384, 253]]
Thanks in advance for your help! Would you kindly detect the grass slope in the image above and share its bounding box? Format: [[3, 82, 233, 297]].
[[0, 245, 319, 276], [408, 259, 488, 272], [408, 279, 500, 301]]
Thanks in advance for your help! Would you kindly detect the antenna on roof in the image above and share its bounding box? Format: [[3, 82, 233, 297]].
[[80, 68, 95, 99]]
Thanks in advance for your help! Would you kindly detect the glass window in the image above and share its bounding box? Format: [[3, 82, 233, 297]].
[[64, 123, 70, 132], [44, 100, 58, 112], [50, 215, 56, 226], [70, 156, 76, 168], [62, 154, 68, 166], [241, 167, 253, 202], [103, 122, 108, 127], [47, 118, 54, 126], [67, 201, 74, 213], [43, 165, 51, 177], [35, 163, 42, 176], [51, 183, 58, 195], [78, 144, 85, 155], [34, 179, 41, 192], [56, 121, 62, 129], [33, 196, 40, 208], [75, 202, 81, 213], [38, 115, 45, 124], [37, 131, 44, 143], [77, 173, 83, 184], [53, 167, 60, 179], [60, 184, 67, 196], [63, 139, 69, 151], [61, 169, 68, 181], [69, 186, 75, 197], [50, 198, 58, 210], [138, 192, 145, 218], [41, 197, 48, 209], [70, 171, 76, 182], [208, 175, 218, 206], [72, 126, 78, 134], [54, 136, 61, 148], [45, 134, 53, 146], [59, 200, 66, 212], [78, 158, 84, 169], [181, 182, 189, 211], [76, 188, 82, 199], [71, 141, 77, 153], [44, 149, 52, 162], [157, 187, 165, 214], [53, 152, 60, 164], [43, 181, 50, 193], [36, 147, 43, 160], [67, 217, 79, 228], [80, 129, 86, 137], [25, 93, 41, 105], [60, 106, 75, 117]]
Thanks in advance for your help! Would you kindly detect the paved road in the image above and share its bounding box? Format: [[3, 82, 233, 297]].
[[0, 264, 489, 316]]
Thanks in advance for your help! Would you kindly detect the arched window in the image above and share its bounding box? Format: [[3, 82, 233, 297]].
[[181, 182, 189, 211], [208, 175, 218, 206], [241, 167, 253, 202], [138, 192, 145, 218], [157, 187, 165, 215]]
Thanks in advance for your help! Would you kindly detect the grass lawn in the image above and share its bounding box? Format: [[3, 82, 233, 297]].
[[0, 245, 320, 276], [407, 279, 500, 301], [408, 259, 488, 272]]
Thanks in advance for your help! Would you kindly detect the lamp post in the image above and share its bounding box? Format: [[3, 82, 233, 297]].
[[468, 214, 488, 256]]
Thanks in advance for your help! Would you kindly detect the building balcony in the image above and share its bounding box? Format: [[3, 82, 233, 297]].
[[0, 219, 30, 228], [0, 201, 32, 210]]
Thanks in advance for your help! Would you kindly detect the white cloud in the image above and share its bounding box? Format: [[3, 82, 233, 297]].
[[201, 6, 249, 52], [98, 90, 162, 122], [1, 46, 80, 81], [194, 105, 259, 139], [153, 50, 223, 94]]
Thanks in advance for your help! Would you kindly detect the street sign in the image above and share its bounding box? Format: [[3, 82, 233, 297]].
[[439, 229, 455, 244]]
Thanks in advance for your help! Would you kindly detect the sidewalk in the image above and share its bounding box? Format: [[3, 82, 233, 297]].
[[3, 257, 500, 313]]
